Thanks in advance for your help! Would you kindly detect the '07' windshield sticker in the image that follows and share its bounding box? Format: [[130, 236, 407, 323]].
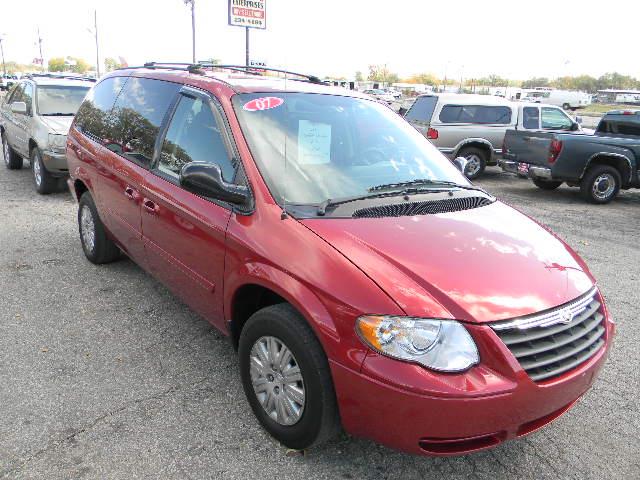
[[243, 97, 284, 111]]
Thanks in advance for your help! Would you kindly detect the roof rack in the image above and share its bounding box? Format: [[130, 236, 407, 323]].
[[24, 72, 96, 82], [116, 62, 326, 84]]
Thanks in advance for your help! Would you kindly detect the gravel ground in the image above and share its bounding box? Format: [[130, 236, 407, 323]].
[[0, 159, 638, 479]]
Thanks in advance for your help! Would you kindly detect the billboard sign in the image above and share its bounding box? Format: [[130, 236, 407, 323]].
[[228, 0, 266, 30]]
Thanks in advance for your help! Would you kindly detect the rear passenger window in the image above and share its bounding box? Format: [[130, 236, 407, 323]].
[[158, 95, 236, 182], [405, 96, 437, 123], [74, 77, 127, 142], [598, 119, 640, 136], [522, 107, 540, 129], [107, 77, 180, 167], [439, 105, 511, 124]]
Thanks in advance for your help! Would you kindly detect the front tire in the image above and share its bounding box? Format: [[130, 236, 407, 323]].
[[562, 103, 571, 110], [239, 304, 340, 450], [580, 165, 621, 204], [457, 146, 487, 180], [532, 178, 563, 190], [31, 148, 57, 194], [78, 192, 120, 264], [2, 132, 23, 170]]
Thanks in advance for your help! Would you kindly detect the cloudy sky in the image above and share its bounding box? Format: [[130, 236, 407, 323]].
[[1, 0, 638, 80]]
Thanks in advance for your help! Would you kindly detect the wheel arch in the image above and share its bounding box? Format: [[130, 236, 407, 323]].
[[453, 138, 494, 160], [583, 153, 632, 187], [226, 267, 341, 358]]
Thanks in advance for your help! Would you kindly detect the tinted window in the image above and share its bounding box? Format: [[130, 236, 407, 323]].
[[522, 107, 540, 129], [405, 96, 437, 123], [158, 95, 236, 182], [597, 116, 640, 137], [74, 76, 127, 141], [37, 85, 90, 116], [541, 107, 573, 130], [106, 77, 180, 167], [439, 105, 511, 124]]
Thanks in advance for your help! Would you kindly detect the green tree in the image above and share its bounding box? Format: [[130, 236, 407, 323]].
[[522, 77, 551, 88], [406, 73, 440, 85], [104, 57, 123, 72], [355, 71, 363, 82], [367, 64, 398, 84], [71, 58, 90, 74], [48, 57, 65, 72]]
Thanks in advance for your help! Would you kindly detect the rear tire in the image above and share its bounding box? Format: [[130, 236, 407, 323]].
[[2, 132, 23, 170], [31, 148, 57, 194], [532, 178, 563, 190], [458, 146, 487, 180], [78, 191, 120, 264], [238, 303, 341, 451], [580, 165, 621, 204]]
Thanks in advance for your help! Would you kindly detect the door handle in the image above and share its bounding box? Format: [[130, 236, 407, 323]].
[[142, 198, 159, 214], [124, 186, 139, 200]]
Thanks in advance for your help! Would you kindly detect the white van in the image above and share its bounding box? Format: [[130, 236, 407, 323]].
[[404, 93, 581, 179], [523, 89, 591, 110]]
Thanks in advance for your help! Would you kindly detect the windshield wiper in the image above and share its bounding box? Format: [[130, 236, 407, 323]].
[[41, 112, 74, 116], [316, 188, 446, 216], [368, 179, 486, 194]]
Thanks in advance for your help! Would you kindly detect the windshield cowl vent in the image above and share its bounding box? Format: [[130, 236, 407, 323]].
[[352, 197, 493, 218]]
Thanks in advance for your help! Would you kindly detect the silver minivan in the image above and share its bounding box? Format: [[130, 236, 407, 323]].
[[404, 93, 580, 179], [1, 75, 93, 193]]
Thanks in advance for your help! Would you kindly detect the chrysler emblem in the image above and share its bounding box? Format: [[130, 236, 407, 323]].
[[558, 307, 574, 325]]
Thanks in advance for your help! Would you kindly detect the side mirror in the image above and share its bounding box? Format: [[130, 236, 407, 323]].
[[10, 101, 27, 115], [179, 162, 249, 205], [453, 156, 468, 174], [575, 116, 583, 125], [570, 122, 581, 131]]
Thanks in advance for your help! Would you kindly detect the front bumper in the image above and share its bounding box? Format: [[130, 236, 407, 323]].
[[41, 150, 68, 176], [502, 160, 553, 179], [331, 318, 614, 456]]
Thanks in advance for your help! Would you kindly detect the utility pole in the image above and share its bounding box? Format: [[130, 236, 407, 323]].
[[245, 27, 249, 67], [184, 0, 195, 63], [94, 10, 100, 77], [0, 34, 6, 76], [37, 27, 44, 71]]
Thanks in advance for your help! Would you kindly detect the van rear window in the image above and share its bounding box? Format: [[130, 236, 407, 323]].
[[597, 116, 640, 137], [439, 105, 512, 124], [405, 96, 437, 123]]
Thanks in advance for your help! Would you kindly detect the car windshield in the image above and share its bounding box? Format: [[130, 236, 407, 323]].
[[37, 85, 90, 115], [232, 92, 466, 205]]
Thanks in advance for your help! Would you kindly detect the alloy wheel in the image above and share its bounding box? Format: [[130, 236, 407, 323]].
[[249, 336, 305, 426], [80, 205, 96, 254], [464, 154, 481, 177], [33, 154, 42, 187], [592, 173, 616, 201], [2, 138, 9, 166]]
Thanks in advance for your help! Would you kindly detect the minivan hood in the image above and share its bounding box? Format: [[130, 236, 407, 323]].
[[301, 201, 594, 323], [39, 115, 74, 135]]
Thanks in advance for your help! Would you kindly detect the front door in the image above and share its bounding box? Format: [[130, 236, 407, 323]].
[[141, 87, 239, 329]]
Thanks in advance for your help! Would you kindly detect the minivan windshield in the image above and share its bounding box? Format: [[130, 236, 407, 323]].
[[232, 93, 465, 205], [37, 85, 90, 116]]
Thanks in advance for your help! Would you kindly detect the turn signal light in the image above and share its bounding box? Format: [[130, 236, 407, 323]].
[[427, 128, 439, 140]]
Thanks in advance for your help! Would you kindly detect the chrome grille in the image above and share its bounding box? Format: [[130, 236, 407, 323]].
[[491, 288, 605, 382], [352, 197, 492, 218]]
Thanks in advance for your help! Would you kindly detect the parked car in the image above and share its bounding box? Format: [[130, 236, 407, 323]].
[[66, 65, 613, 456], [384, 88, 401, 99], [502, 109, 640, 203], [522, 89, 592, 110], [0, 75, 93, 193], [363, 88, 395, 103], [403, 93, 581, 179]]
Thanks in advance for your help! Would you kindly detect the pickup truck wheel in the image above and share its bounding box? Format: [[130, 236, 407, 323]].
[[31, 148, 57, 194], [532, 179, 563, 190], [2, 132, 23, 170], [78, 192, 120, 264], [239, 304, 340, 451], [580, 165, 621, 204], [458, 147, 487, 180]]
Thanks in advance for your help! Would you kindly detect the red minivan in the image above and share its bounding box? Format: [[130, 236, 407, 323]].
[[66, 64, 614, 456]]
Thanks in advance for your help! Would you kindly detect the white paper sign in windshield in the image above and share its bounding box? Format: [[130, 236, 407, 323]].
[[298, 120, 332, 165]]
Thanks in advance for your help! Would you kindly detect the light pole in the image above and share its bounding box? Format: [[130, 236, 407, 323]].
[[184, 0, 196, 63], [0, 34, 6, 76], [87, 10, 100, 77]]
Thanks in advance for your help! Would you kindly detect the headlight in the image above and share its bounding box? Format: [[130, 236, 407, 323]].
[[356, 315, 479, 372], [48, 134, 67, 152]]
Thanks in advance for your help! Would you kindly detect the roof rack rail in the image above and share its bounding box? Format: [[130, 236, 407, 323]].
[[198, 64, 326, 84], [24, 72, 97, 82], [116, 62, 326, 85]]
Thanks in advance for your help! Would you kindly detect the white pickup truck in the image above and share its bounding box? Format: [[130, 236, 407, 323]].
[[404, 93, 582, 179]]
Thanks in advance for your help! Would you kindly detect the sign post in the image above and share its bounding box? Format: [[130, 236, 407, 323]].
[[228, 0, 266, 67]]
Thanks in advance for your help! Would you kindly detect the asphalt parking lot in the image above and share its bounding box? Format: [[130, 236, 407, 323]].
[[0, 159, 638, 479]]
